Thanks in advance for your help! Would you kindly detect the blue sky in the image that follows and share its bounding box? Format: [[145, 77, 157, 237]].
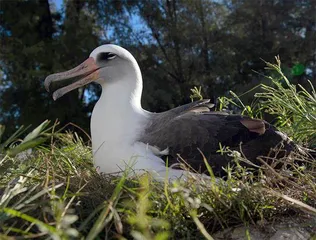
[[53, 0, 63, 11]]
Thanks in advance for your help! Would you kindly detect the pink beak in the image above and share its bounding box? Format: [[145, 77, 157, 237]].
[[44, 57, 100, 100]]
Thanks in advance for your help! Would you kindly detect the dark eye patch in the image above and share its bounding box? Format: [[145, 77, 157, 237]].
[[97, 52, 117, 62]]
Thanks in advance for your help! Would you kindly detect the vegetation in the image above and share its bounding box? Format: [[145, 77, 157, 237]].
[[1, 1, 315, 238], [1, 0, 315, 136], [257, 57, 316, 147], [0, 62, 315, 239]]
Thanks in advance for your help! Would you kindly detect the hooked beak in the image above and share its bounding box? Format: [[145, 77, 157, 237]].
[[44, 57, 100, 100]]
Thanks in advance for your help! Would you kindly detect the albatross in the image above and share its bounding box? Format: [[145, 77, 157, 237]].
[[44, 44, 295, 179]]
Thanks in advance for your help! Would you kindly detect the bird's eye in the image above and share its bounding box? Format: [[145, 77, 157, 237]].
[[97, 52, 117, 62]]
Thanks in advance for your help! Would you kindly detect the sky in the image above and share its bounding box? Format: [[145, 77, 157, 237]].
[[53, 0, 63, 11]]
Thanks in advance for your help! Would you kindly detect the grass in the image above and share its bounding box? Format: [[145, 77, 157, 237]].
[[0, 59, 316, 239], [257, 57, 316, 147]]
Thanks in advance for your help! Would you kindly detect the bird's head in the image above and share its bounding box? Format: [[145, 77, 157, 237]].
[[45, 44, 139, 100]]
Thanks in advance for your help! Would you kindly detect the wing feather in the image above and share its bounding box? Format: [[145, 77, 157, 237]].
[[139, 100, 294, 176]]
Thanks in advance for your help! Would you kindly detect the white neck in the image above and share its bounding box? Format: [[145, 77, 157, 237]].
[[90, 66, 147, 156]]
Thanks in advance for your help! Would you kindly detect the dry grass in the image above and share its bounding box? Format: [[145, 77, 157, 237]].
[[1, 59, 316, 239], [0, 132, 315, 239]]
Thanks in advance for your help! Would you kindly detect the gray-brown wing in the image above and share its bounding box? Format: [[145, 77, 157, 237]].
[[142, 99, 217, 150], [139, 100, 294, 175], [141, 111, 248, 156]]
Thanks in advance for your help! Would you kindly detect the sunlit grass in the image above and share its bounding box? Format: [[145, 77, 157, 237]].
[[0, 59, 316, 239], [1, 137, 315, 239], [256, 56, 316, 146]]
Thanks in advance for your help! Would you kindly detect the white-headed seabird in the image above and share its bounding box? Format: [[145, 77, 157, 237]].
[[44, 44, 295, 179]]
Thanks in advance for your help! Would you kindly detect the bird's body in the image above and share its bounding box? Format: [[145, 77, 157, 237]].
[[45, 44, 295, 179]]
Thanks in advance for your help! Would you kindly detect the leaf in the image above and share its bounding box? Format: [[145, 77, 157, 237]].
[[1, 208, 60, 237], [0, 125, 29, 151], [1, 120, 52, 157], [7, 137, 48, 157], [22, 120, 50, 143]]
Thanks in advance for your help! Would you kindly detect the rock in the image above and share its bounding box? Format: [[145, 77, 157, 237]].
[[213, 215, 315, 240], [269, 228, 310, 240]]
